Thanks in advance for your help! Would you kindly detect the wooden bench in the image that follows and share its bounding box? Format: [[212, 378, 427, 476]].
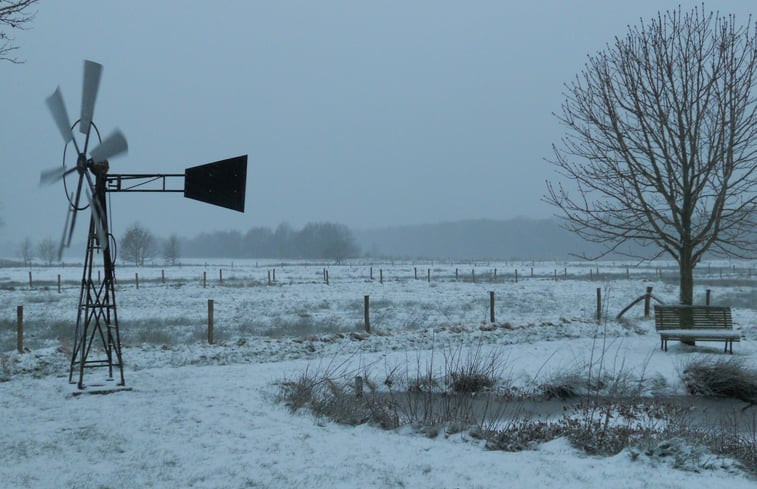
[[654, 305, 740, 353]]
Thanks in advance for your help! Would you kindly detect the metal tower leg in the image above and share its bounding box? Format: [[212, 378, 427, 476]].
[[68, 207, 124, 389]]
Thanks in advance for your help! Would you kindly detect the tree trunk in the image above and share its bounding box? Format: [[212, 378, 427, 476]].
[[678, 254, 694, 305], [679, 251, 695, 346]]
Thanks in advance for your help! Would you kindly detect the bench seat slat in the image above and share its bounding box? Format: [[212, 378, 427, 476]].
[[657, 329, 741, 340]]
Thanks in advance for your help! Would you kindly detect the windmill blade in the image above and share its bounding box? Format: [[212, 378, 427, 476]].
[[46, 87, 74, 144], [86, 187, 108, 251], [66, 174, 86, 247], [79, 60, 102, 135], [57, 195, 74, 262], [40, 165, 76, 186], [89, 129, 127, 163]]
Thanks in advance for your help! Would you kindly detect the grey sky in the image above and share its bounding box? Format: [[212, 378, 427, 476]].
[[1, 0, 753, 246]]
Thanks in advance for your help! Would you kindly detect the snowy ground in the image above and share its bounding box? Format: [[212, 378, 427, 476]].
[[1, 259, 756, 488]]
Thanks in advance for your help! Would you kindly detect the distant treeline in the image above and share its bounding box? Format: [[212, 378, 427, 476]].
[[353, 218, 659, 260], [180, 222, 360, 261], [172, 217, 669, 261]]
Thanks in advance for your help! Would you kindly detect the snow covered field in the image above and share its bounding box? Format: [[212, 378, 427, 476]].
[[1, 259, 756, 488]]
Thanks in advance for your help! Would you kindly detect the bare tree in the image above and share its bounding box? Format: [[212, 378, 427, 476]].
[[37, 237, 57, 265], [546, 6, 757, 305], [162, 234, 181, 266], [120, 223, 155, 266], [19, 237, 33, 266], [0, 0, 38, 63]]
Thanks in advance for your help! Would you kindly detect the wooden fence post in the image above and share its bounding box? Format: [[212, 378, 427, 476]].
[[219, 269, 223, 285], [494, 268, 497, 281], [564, 267, 567, 279], [57, 274, 61, 293], [414, 267, 417, 280], [370, 266, 373, 280], [596, 288, 602, 323], [706, 289, 711, 306], [364, 295, 371, 333], [514, 269, 518, 283], [489, 291, 495, 323], [326, 270, 329, 285], [17, 305, 23, 353], [207, 299, 214, 344], [455, 268, 459, 281], [273, 269, 276, 282], [355, 376, 364, 398], [554, 270, 557, 282], [162, 269, 165, 284], [626, 267, 630, 280], [427, 268, 430, 283], [472, 269, 475, 283], [136, 273, 139, 289], [267, 270, 271, 285], [203, 271, 207, 288], [28, 271, 32, 289], [644, 286, 653, 318], [379, 269, 383, 284]]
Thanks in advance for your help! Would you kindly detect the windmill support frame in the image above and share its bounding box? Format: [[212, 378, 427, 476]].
[[69, 167, 124, 389]]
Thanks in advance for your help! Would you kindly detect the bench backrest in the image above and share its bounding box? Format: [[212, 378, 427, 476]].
[[654, 305, 732, 331]]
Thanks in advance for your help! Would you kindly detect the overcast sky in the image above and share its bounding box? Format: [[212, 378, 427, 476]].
[[0, 0, 753, 246]]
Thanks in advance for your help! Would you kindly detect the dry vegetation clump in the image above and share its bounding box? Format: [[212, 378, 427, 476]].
[[277, 347, 757, 476], [482, 400, 684, 456], [702, 417, 757, 475], [278, 367, 400, 429], [480, 418, 564, 451], [537, 372, 582, 399], [443, 339, 507, 394], [681, 358, 757, 402]]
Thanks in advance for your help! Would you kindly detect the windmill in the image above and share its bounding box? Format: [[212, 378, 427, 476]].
[[41, 60, 247, 390]]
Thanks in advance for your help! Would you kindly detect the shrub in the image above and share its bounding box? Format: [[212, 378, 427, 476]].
[[681, 358, 757, 401]]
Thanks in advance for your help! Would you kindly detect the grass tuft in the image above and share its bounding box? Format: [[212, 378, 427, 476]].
[[681, 357, 757, 402]]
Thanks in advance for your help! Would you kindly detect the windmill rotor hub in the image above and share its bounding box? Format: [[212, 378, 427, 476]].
[[77, 153, 88, 173], [91, 160, 109, 176]]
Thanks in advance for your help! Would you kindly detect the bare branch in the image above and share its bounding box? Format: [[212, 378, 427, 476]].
[[0, 0, 39, 63], [545, 5, 757, 303]]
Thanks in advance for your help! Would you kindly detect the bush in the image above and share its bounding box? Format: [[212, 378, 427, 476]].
[[681, 358, 757, 401]]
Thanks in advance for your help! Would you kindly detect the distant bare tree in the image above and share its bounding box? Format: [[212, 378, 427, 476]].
[[546, 6, 757, 305], [163, 234, 181, 266], [19, 237, 33, 266], [297, 222, 360, 263], [120, 223, 155, 266], [37, 237, 57, 265], [0, 0, 39, 63]]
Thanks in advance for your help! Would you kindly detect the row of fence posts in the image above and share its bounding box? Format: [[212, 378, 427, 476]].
[[20, 265, 754, 292], [11, 286, 718, 351]]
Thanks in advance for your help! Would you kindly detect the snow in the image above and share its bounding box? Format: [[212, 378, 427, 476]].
[[1, 259, 756, 488]]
